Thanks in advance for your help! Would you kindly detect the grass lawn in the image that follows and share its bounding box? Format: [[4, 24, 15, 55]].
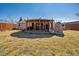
[[0, 30, 79, 56]]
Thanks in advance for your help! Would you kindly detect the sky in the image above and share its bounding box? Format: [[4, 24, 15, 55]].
[[0, 3, 79, 23]]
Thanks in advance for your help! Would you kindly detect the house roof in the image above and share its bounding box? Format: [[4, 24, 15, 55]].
[[25, 18, 54, 21]]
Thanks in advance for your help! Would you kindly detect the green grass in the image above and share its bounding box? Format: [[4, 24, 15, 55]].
[[0, 30, 79, 56]]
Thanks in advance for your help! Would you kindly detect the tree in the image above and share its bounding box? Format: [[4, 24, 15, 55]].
[[7, 15, 14, 23], [19, 17, 23, 22]]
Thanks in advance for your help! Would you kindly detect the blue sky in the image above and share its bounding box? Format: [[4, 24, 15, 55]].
[[0, 3, 79, 22]]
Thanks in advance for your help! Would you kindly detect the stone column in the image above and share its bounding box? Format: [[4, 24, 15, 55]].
[[28, 22, 30, 31], [26, 23, 27, 31], [51, 22, 53, 30], [54, 22, 64, 35], [34, 23, 36, 31], [44, 23, 45, 31], [49, 21, 51, 32], [43, 23, 44, 30], [53, 21, 55, 32]]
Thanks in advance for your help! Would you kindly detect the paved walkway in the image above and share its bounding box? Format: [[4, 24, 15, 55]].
[[25, 30, 52, 34]]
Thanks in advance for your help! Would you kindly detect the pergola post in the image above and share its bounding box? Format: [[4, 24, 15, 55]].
[[26, 23, 27, 31], [34, 23, 36, 30], [43, 23, 44, 30]]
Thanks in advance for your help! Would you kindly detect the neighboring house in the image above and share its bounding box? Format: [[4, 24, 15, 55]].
[[64, 21, 79, 30]]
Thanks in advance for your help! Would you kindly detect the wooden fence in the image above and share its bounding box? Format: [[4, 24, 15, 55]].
[[64, 24, 79, 30], [0, 23, 17, 31]]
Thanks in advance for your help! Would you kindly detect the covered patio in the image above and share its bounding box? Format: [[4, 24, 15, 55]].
[[26, 19, 53, 32]]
